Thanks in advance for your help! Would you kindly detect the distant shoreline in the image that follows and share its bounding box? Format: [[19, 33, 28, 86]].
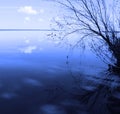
[[0, 29, 61, 31]]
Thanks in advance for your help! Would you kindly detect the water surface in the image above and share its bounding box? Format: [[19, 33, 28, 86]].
[[0, 32, 120, 114]]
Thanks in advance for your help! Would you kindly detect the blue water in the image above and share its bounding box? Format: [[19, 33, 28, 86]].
[[0, 32, 120, 114]]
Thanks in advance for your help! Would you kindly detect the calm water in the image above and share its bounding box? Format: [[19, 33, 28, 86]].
[[0, 32, 120, 114]]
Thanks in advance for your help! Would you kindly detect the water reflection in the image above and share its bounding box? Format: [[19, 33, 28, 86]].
[[0, 31, 120, 113], [1, 58, 120, 114], [72, 72, 120, 114], [23, 78, 43, 87], [40, 104, 66, 114]]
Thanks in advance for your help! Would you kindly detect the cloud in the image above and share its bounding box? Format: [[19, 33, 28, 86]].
[[18, 6, 38, 15], [54, 16, 61, 21], [19, 46, 37, 54], [39, 9, 44, 14], [38, 18, 44, 22], [25, 39, 30, 44], [24, 17, 31, 23]]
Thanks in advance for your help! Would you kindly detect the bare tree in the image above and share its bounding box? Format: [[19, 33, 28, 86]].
[[49, 0, 120, 74]]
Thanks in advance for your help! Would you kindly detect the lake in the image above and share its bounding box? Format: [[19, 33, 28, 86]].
[[0, 31, 120, 114]]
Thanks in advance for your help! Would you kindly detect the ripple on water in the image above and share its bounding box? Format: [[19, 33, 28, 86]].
[[23, 78, 43, 87], [39, 104, 66, 114], [0, 92, 17, 99]]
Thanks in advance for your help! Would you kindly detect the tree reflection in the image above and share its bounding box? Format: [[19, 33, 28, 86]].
[[73, 73, 120, 114]]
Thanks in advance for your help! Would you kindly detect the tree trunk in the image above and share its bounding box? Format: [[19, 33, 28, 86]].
[[114, 58, 120, 73], [108, 47, 120, 74]]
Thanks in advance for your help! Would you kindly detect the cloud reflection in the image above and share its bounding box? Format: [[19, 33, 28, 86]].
[[19, 46, 37, 54]]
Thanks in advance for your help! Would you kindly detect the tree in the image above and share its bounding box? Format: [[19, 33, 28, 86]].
[[50, 0, 120, 74]]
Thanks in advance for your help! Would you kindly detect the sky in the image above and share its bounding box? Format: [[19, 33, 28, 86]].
[[0, 0, 115, 29], [0, 0, 61, 29]]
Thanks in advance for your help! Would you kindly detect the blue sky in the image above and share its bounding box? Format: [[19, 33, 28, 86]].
[[0, 0, 61, 29]]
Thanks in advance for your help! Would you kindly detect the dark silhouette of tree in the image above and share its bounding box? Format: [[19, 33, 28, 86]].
[[50, 0, 120, 74]]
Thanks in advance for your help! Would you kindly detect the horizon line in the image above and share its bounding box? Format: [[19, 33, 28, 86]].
[[0, 29, 62, 31]]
